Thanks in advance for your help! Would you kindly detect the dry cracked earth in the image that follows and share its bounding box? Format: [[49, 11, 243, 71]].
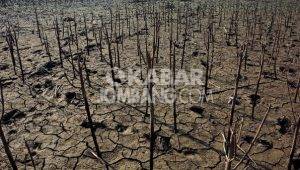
[[0, 0, 299, 169]]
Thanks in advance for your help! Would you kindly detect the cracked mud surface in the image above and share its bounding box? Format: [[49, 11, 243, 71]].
[[0, 0, 299, 169]]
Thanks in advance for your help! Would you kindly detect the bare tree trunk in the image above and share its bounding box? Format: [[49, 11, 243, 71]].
[[5, 30, 17, 75], [98, 25, 104, 62], [288, 117, 300, 170], [110, 8, 113, 40], [149, 11, 157, 170], [43, 34, 51, 61], [84, 15, 90, 56], [155, 13, 161, 64], [180, 11, 188, 69], [125, 4, 131, 36], [169, 11, 173, 71], [251, 46, 265, 119], [251, 4, 258, 50], [61, 11, 65, 38], [294, 77, 300, 103], [233, 106, 271, 169], [13, 29, 25, 83], [172, 42, 177, 133], [226, 46, 245, 153], [67, 29, 76, 78], [74, 14, 80, 52], [149, 37, 155, 170], [272, 25, 281, 79], [77, 55, 101, 158], [135, 11, 143, 80], [0, 80, 18, 170], [34, 7, 42, 42], [25, 140, 36, 170], [149, 75, 155, 170], [144, 11, 150, 117], [104, 26, 117, 100], [285, 72, 296, 122], [209, 14, 215, 77], [176, 8, 180, 42], [203, 23, 211, 102], [83, 56, 91, 87], [116, 38, 120, 68], [0, 79, 4, 118], [55, 18, 63, 68]]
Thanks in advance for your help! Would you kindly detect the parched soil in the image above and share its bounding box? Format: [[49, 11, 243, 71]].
[[0, 0, 299, 169]]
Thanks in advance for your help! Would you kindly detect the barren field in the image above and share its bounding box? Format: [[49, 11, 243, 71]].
[[0, 0, 299, 169]]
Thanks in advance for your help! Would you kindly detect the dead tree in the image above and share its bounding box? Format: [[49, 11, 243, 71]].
[[114, 9, 118, 42], [180, 8, 188, 69], [144, 12, 149, 66], [110, 8, 113, 40], [218, 3, 224, 28], [272, 23, 281, 79], [121, 14, 125, 50], [34, 7, 42, 42], [250, 3, 258, 50], [74, 14, 80, 52], [5, 29, 17, 75], [0, 124, 18, 170], [83, 56, 91, 87], [68, 20, 74, 45], [208, 11, 216, 77], [176, 7, 180, 42], [225, 45, 245, 157], [117, 11, 121, 45], [91, 13, 96, 40], [169, 11, 174, 71], [294, 77, 299, 103], [104, 26, 117, 99], [0, 80, 18, 170], [245, 6, 251, 40], [155, 13, 161, 64], [43, 33, 51, 61], [116, 28, 121, 68], [112, 47, 117, 68], [67, 26, 76, 78], [135, 11, 143, 79], [0, 79, 3, 118], [148, 31, 156, 170], [24, 140, 36, 170], [144, 10, 150, 117], [203, 22, 211, 102], [77, 54, 101, 159], [97, 23, 104, 62], [287, 116, 300, 170], [226, 8, 235, 46], [286, 73, 296, 122], [231, 106, 271, 169], [172, 38, 177, 133], [163, 2, 167, 32], [61, 11, 65, 38], [197, 6, 202, 33], [251, 45, 265, 119], [233, 4, 239, 47], [223, 122, 238, 170], [125, 4, 131, 36], [12, 27, 25, 83], [84, 15, 90, 56], [55, 18, 63, 68], [243, 46, 249, 71]]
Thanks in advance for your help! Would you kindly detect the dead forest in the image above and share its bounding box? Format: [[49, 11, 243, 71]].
[[0, 0, 299, 169]]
